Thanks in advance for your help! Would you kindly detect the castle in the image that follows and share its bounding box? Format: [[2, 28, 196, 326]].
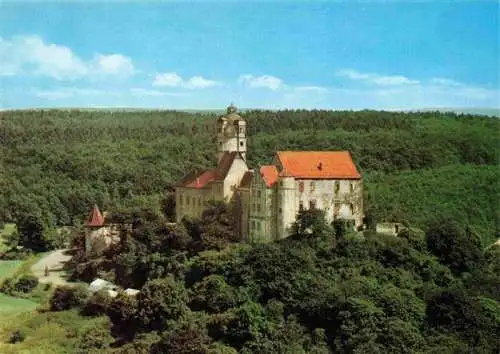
[[175, 105, 364, 242], [84, 205, 122, 255]]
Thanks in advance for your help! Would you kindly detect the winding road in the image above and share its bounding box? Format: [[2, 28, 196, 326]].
[[30, 249, 73, 286]]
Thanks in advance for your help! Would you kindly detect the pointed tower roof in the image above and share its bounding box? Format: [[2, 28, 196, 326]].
[[85, 204, 105, 227]]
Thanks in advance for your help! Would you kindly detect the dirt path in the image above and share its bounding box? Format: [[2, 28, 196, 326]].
[[30, 249, 73, 286]]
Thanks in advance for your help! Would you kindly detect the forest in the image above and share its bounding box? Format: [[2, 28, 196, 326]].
[[0, 108, 498, 244], [0, 109, 499, 353]]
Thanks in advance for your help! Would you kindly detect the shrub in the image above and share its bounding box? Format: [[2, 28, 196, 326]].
[[107, 294, 139, 340], [136, 277, 188, 331], [8, 329, 25, 344], [50, 285, 89, 311], [0, 278, 16, 295], [82, 290, 112, 316], [15, 275, 39, 293], [76, 324, 113, 352]]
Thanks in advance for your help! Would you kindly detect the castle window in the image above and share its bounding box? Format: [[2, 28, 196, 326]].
[[198, 198, 202, 207], [240, 141, 244, 147], [350, 203, 354, 214], [309, 199, 317, 209], [299, 182, 304, 193], [350, 183, 354, 193], [239, 127, 244, 134], [257, 204, 261, 212], [310, 182, 315, 192], [186, 196, 190, 206], [279, 207, 282, 214], [299, 201, 304, 211], [251, 220, 255, 230], [256, 222, 261, 231], [334, 181, 340, 194], [257, 190, 261, 198]]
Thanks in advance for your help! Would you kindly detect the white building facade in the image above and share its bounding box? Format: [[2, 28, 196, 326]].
[[175, 105, 364, 243]]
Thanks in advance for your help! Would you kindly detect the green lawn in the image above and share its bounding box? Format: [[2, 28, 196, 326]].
[[0, 309, 110, 354], [0, 293, 39, 319], [0, 260, 23, 282]]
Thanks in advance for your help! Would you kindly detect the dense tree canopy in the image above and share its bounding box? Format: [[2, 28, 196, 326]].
[[0, 109, 498, 245], [2, 108, 499, 352]]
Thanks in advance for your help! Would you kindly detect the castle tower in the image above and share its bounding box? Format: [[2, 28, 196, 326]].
[[216, 104, 247, 162], [84, 204, 105, 254]]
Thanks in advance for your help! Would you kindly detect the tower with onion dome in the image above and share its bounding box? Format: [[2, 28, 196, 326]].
[[216, 104, 247, 162]]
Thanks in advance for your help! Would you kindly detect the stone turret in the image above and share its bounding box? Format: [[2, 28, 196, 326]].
[[216, 104, 247, 162]]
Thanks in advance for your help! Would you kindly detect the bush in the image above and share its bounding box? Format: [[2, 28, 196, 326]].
[[0, 278, 16, 295], [81, 290, 112, 316], [7, 329, 25, 344], [136, 277, 188, 331], [76, 325, 113, 353], [426, 219, 483, 274], [15, 275, 39, 293], [50, 285, 89, 311]]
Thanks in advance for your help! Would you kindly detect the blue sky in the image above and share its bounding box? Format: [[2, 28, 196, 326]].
[[0, 1, 498, 109]]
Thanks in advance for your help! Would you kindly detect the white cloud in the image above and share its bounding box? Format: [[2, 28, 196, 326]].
[[130, 88, 190, 97], [185, 76, 218, 89], [92, 54, 135, 77], [0, 35, 135, 80], [152, 72, 219, 89], [294, 86, 329, 93], [336, 69, 420, 86], [430, 78, 463, 87], [239, 74, 283, 90], [152, 72, 183, 87], [33, 87, 107, 100]]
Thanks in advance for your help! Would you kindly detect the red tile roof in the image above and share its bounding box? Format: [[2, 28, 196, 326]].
[[260, 165, 279, 187], [215, 151, 240, 180], [184, 170, 217, 188], [277, 151, 361, 179], [179, 151, 245, 189], [85, 205, 105, 227]]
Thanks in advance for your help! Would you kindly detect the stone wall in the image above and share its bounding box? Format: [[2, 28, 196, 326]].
[[85, 225, 121, 256]]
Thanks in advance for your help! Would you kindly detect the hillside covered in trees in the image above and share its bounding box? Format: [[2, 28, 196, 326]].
[[0, 109, 498, 244], [0, 109, 499, 353]]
